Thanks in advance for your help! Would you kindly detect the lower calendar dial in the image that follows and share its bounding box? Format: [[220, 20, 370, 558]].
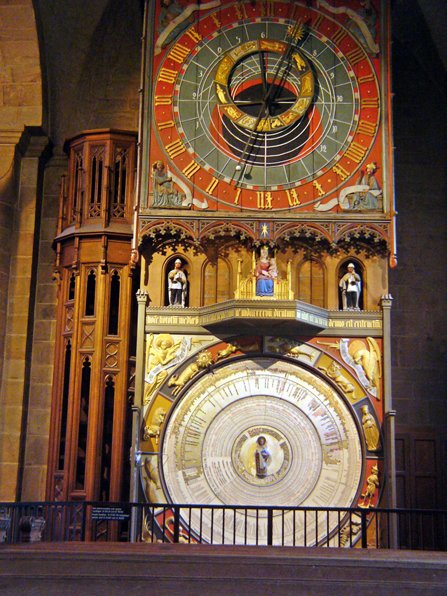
[[160, 357, 363, 545]]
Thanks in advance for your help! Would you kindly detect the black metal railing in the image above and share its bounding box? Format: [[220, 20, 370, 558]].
[[0, 502, 446, 551]]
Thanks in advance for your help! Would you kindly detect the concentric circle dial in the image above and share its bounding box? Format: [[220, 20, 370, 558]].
[[174, 18, 359, 190], [160, 358, 363, 545], [214, 41, 314, 133], [152, 2, 380, 210]]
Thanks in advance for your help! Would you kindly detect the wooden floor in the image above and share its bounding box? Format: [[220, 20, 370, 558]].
[[1, 543, 446, 595]]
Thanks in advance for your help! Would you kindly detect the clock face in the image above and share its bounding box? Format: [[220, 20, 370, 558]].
[[151, 1, 381, 212], [160, 357, 363, 545]]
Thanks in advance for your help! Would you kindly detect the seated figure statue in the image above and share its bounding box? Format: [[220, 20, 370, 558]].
[[255, 247, 277, 297], [152, 160, 185, 207]]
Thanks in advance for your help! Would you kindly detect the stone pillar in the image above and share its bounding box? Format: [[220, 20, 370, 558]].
[[130, 288, 147, 541], [21, 153, 68, 501], [0, 127, 50, 501], [381, 294, 398, 548]]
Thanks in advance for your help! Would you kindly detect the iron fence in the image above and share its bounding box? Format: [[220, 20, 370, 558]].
[[0, 502, 446, 551]]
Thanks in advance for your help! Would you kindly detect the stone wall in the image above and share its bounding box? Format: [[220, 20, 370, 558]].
[[391, 2, 447, 507], [0, 1, 42, 501]]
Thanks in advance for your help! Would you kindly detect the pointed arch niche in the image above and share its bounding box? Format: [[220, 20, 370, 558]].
[[202, 257, 232, 306], [163, 255, 190, 307], [337, 258, 365, 311], [297, 259, 325, 308]]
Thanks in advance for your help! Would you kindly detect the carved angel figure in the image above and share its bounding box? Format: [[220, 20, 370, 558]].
[[144, 333, 183, 405], [349, 337, 382, 398]]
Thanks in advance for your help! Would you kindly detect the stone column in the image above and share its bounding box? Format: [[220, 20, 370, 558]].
[[0, 127, 50, 501], [381, 294, 398, 548], [130, 288, 147, 541]]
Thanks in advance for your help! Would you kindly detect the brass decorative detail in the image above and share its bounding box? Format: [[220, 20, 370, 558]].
[[168, 350, 214, 396], [361, 405, 381, 451], [144, 333, 188, 406], [349, 337, 382, 398], [328, 318, 382, 330], [143, 407, 166, 444], [215, 343, 238, 361], [265, 337, 318, 362], [142, 456, 165, 504], [316, 340, 341, 351], [318, 360, 355, 399], [359, 465, 379, 508], [340, 515, 362, 547]]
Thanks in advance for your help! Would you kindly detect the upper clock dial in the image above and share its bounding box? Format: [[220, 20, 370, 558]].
[[152, 1, 381, 211]]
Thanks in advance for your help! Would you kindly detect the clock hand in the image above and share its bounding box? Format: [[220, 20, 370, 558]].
[[233, 21, 306, 182], [259, 50, 268, 99]]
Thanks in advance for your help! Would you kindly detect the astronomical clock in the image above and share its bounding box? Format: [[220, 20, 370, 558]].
[[135, 0, 395, 547]]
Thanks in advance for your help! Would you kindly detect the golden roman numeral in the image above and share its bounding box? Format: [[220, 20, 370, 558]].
[[159, 67, 178, 84], [345, 142, 366, 164], [346, 47, 365, 65], [212, 14, 221, 28], [234, 187, 241, 205], [154, 95, 172, 106], [169, 43, 190, 64], [235, 3, 247, 19], [186, 28, 201, 43], [313, 15, 323, 30], [157, 120, 174, 130], [182, 161, 200, 178], [262, 0, 274, 17], [166, 139, 185, 159], [358, 74, 375, 84], [332, 28, 347, 46], [332, 164, 350, 181], [358, 120, 377, 137], [256, 191, 273, 209], [313, 181, 325, 197], [205, 177, 218, 195], [286, 188, 301, 207], [361, 97, 379, 109]]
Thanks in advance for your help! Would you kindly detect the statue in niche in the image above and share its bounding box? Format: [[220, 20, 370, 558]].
[[339, 263, 362, 310], [361, 405, 381, 451], [168, 259, 187, 306], [254, 246, 277, 297], [151, 160, 185, 207]]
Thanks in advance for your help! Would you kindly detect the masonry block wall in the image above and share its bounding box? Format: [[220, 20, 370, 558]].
[[0, 0, 42, 501], [391, 1, 447, 508]]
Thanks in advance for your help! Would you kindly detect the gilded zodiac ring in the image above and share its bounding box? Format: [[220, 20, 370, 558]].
[[231, 426, 291, 486], [214, 39, 314, 132]]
